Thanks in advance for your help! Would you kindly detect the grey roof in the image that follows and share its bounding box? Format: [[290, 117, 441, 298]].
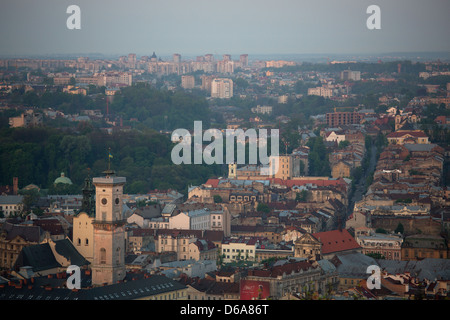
[[0, 274, 186, 301], [14, 239, 89, 272], [15, 243, 61, 272], [331, 252, 378, 278], [53, 239, 90, 266], [160, 259, 197, 268], [134, 205, 161, 219], [317, 259, 337, 274], [0, 195, 23, 205], [377, 258, 450, 281], [1, 222, 44, 242], [403, 143, 438, 152], [185, 209, 210, 217], [79, 275, 186, 300], [161, 203, 177, 215]]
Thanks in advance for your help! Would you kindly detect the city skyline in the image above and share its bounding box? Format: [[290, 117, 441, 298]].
[[1, 0, 450, 57]]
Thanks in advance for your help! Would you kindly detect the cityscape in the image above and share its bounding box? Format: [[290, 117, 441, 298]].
[[0, 0, 450, 311]]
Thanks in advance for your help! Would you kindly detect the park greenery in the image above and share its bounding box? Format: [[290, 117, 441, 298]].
[[0, 125, 222, 196]]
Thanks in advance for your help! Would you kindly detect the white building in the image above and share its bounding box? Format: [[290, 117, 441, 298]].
[[156, 259, 217, 279], [340, 70, 361, 81], [221, 237, 258, 263], [251, 105, 273, 115], [211, 78, 233, 99], [325, 131, 346, 143], [169, 209, 210, 230], [307, 86, 333, 98], [0, 195, 23, 217]]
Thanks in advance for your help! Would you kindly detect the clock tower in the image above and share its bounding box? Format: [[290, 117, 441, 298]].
[[91, 170, 126, 286]]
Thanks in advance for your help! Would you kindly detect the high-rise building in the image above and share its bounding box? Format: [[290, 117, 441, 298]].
[[240, 54, 248, 67], [173, 53, 181, 63], [211, 78, 233, 99], [181, 75, 195, 89], [127, 53, 136, 69], [216, 60, 234, 74], [91, 171, 126, 286], [200, 75, 214, 91]]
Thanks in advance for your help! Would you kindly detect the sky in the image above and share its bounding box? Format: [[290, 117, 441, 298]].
[[0, 0, 449, 58]]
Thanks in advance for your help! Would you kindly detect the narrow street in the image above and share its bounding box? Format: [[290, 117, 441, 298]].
[[347, 143, 378, 217]]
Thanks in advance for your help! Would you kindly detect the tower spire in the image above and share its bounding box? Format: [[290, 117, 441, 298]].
[[81, 168, 95, 216]]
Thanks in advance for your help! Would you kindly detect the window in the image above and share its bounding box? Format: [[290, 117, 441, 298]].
[[116, 247, 121, 265], [77, 238, 81, 246], [85, 238, 89, 246], [100, 248, 106, 264]]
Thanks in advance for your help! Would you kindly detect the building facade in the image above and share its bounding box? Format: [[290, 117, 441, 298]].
[[91, 174, 127, 286], [73, 212, 95, 263], [211, 78, 233, 99]]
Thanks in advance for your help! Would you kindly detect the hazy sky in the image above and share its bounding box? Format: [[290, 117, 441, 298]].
[[1, 0, 449, 57]]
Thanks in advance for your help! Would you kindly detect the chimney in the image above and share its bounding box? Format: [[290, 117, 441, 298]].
[[13, 177, 18, 195]]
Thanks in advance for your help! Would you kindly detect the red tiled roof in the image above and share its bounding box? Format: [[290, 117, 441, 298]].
[[312, 229, 361, 255]]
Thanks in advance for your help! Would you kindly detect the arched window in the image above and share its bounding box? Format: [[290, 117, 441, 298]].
[[77, 238, 81, 246], [85, 238, 89, 246]]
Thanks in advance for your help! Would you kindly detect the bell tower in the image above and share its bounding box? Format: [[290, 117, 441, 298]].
[[91, 169, 126, 286], [228, 163, 237, 179]]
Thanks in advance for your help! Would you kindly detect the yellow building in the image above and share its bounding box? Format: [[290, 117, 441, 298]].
[[401, 234, 448, 260], [331, 160, 352, 179], [271, 155, 292, 180], [0, 222, 50, 270], [73, 212, 94, 263]]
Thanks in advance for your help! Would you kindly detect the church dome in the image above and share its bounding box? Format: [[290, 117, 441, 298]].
[[54, 172, 73, 185]]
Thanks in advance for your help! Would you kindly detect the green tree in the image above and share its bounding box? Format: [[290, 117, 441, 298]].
[[366, 252, 385, 259], [307, 136, 331, 176], [257, 203, 270, 213], [338, 140, 350, 149], [296, 190, 309, 202], [394, 223, 404, 234], [18, 188, 40, 214]]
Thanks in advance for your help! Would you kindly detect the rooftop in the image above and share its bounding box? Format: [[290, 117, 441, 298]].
[[312, 229, 361, 255]]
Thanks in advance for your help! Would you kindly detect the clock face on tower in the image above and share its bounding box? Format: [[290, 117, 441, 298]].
[[101, 198, 107, 205]]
